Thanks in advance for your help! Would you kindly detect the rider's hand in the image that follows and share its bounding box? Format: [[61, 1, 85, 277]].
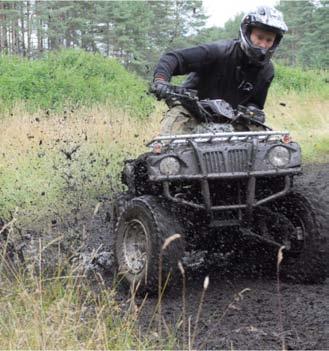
[[150, 79, 173, 100], [246, 104, 266, 123]]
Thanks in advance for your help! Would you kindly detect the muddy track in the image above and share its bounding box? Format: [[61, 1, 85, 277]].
[[88, 163, 329, 349], [3, 163, 328, 349], [132, 274, 329, 350]]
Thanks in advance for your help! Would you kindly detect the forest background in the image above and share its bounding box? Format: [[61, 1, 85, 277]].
[[0, 0, 328, 77]]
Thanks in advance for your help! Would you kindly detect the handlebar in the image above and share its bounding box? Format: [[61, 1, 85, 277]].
[[150, 83, 270, 130]]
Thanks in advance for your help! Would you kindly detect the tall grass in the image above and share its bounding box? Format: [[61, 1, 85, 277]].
[[1, 91, 328, 226], [266, 92, 329, 162], [0, 253, 147, 349], [0, 102, 163, 225]]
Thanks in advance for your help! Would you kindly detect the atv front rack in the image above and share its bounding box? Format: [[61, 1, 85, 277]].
[[147, 131, 290, 146]]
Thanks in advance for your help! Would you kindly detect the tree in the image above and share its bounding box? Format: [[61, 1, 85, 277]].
[[298, 0, 329, 67], [0, 0, 326, 73]]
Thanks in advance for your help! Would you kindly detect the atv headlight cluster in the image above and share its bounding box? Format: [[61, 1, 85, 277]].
[[159, 156, 180, 176], [268, 146, 290, 168]]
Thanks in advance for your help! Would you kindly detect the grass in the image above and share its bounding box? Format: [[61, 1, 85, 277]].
[[0, 103, 162, 224], [0, 50, 155, 118], [265, 92, 329, 163], [1, 90, 328, 225], [272, 64, 329, 98], [0, 68, 328, 348], [0, 250, 147, 348]]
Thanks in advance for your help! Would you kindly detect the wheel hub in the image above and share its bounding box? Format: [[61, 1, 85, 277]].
[[123, 219, 148, 274]]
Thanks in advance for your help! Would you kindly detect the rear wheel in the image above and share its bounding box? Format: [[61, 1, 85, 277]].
[[269, 192, 327, 284], [114, 195, 184, 294], [246, 192, 327, 283]]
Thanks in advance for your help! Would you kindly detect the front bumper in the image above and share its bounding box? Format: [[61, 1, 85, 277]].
[[146, 134, 302, 213]]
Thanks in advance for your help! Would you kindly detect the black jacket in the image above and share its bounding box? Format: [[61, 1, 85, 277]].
[[153, 39, 274, 109]]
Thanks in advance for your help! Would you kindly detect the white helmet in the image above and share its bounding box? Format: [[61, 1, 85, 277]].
[[240, 6, 288, 65]]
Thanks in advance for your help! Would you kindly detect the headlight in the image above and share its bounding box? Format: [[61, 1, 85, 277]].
[[268, 146, 290, 168], [159, 157, 180, 176]]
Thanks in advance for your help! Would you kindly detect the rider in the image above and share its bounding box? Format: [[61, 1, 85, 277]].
[[152, 5, 288, 135]]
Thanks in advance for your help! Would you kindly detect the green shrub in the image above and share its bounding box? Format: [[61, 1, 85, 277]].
[[271, 64, 329, 97], [0, 50, 154, 118]]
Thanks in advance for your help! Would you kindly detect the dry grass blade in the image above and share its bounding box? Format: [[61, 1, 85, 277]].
[[277, 245, 285, 267], [0, 217, 17, 235], [0, 214, 18, 279], [93, 202, 102, 216], [178, 260, 186, 349], [191, 275, 210, 349], [162, 233, 181, 251], [188, 316, 192, 351], [158, 233, 182, 338], [276, 246, 286, 351]]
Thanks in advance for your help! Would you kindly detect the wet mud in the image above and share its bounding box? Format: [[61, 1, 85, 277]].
[[90, 162, 329, 350], [135, 275, 329, 350], [2, 163, 329, 349]]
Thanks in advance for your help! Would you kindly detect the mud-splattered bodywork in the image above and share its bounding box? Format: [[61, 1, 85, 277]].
[[122, 130, 302, 227]]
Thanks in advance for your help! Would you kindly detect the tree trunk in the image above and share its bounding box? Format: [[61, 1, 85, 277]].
[[26, 0, 31, 57], [19, 1, 26, 56], [106, 22, 110, 56], [0, 2, 5, 52], [12, 2, 18, 55], [36, 0, 43, 54]]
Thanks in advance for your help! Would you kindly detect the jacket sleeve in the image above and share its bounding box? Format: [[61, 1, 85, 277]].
[[248, 63, 274, 109], [153, 43, 223, 81]]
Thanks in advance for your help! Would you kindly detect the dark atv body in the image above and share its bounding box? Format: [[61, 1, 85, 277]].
[[112, 92, 326, 293]]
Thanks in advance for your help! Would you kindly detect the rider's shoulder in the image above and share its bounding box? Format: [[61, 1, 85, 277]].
[[204, 39, 239, 56], [261, 60, 275, 77]]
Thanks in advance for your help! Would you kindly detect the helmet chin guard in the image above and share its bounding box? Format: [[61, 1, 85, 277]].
[[240, 6, 288, 65]]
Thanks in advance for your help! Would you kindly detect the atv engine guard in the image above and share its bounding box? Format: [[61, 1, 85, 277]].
[[162, 175, 291, 212]]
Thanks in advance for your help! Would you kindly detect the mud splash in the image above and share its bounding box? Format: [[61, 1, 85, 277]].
[[1, 163, 329, 349]]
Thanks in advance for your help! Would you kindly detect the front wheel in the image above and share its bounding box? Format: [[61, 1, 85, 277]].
[[114, 196, 184, 294]]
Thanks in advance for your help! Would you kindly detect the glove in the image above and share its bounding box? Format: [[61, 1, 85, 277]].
[[246, 105, 266, 123], [150, 80, 173, 100]]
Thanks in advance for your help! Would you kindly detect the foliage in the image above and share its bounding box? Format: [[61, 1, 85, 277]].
[[188, 12, 243, 45], [271, 64, 329, 97], [276, 0, 329, 69], [0, 1, 327, 76], [266, 92, 329, 163], [0, 262, 150, 349], [0, 103, 161, 223], [0, 1, 207, 77], [0, 50, 154, 117]]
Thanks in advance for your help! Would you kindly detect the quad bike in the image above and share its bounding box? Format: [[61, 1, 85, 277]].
[[111, 87, 327, 293]]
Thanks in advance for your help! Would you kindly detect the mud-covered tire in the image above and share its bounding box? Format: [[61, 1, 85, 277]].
[[109, 191, 134, 240], [111, 192, 134, 224], [114, 195, 184, 294], [270, 191, 327, 284]]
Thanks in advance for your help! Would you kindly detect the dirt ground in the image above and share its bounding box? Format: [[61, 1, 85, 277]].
[[3, 163, 329, 349], [88, 162, 329, 350], [134, 273, 329, 350]]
